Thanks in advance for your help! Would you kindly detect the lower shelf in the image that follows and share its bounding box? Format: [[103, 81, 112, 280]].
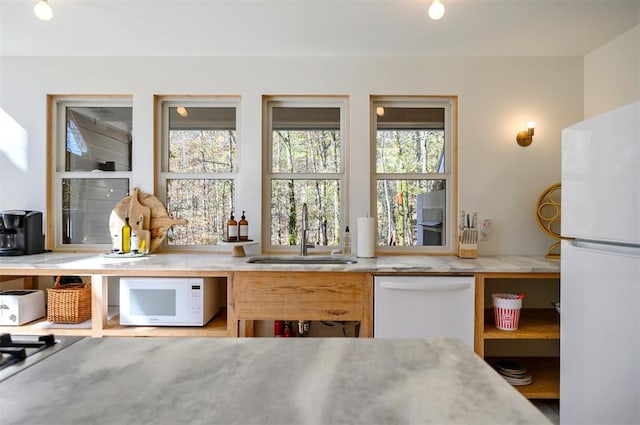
[[484, 308, 560, 339], [486, 356, 559, 399], [0, 324, 93, 336], [0, 309, 228, 338], [103, 310, 228, 337]]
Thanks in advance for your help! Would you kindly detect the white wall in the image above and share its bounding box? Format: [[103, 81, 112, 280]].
[[584, 25, 640, 118], [0, 56, 583, 255]]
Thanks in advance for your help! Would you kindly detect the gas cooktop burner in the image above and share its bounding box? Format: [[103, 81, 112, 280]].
[[0, 333, 83, 382]]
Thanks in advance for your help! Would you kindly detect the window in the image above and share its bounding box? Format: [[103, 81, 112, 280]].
[[263, 96, 347, 252], [372, 97, 457, 253], [50, 96, 133, 250], [157, 97, 239, 247]]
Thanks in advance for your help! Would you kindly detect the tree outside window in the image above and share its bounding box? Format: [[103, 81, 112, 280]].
[[373, 98, 456, 253], [158, 99, 238, 246], [265, 99, 346, 251]]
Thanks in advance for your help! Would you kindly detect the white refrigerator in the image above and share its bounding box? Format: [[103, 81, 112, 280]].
[[560, 101, 640, 425]]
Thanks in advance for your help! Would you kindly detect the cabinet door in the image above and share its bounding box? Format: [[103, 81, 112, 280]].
[[230, 272, 372, 325]]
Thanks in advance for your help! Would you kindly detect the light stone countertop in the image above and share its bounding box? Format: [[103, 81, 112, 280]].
[[0, 252, 560, 275], [0, 337, 550, 425]]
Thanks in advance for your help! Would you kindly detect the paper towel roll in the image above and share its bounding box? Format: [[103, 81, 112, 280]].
[[357, 216, 375, 258]]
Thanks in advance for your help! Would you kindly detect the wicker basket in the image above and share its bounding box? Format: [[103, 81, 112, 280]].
[[47, 276, 91, 324]]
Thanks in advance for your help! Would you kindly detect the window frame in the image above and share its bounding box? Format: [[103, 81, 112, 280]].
[[262, 95, 348, 254], [48, 95, 133, 252], [156, 95, 240, 251], [371, 96, 458, 255]]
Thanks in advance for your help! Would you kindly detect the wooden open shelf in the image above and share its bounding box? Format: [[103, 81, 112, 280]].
[[475, 273, 561, 401], [487, 356, 560, 399], [102, 309, 228, 337], [0, 320, 93, 336], [0, 309, 228, 338], [484, 308, 559, 339]]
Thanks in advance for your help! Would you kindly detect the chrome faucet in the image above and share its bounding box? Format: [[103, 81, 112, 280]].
[[300, 203, 311, 256]]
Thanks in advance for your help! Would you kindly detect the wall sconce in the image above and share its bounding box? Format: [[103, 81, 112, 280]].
[[34, 0, 53, 21], [376, 106, 385, 117], [516, 121, 535, 147], [428, 0, 445, 20]]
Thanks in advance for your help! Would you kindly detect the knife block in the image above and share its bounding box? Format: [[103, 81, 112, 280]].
[[457, 228, 478, 259]]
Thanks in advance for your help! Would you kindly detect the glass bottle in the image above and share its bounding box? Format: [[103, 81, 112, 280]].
[[343, 226, 351, 255], [130, 230, 139, 253], [239, 211, 249, 241], [121, 216, 131, 253], [227, 212, 238, 241]]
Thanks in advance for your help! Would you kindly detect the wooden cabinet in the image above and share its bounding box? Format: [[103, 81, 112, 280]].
[[229, 271, 373, 337], [0, 274, 231, 338], [1, 271, 374, 338], [474, 272, 560, 399], [1, 261, 557, 347]]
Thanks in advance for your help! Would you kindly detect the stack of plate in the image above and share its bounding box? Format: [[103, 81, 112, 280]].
[[494, 359, 532, 386]]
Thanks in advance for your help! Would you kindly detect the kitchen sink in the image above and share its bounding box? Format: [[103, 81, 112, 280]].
[[246, 255, 357, 265]]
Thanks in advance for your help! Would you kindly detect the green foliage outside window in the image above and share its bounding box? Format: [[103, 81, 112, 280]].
[[166, 178, 234, 245], [271, 179, 340, 246], [376, 128, 446, 247], [169, 130, 236, 173], [376, 130, 444, 174], [165, 125, 237, 245], [269, 105, 343, 247]]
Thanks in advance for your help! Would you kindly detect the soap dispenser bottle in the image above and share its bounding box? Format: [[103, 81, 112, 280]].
[[227, 212, 238, 241], [239, 211, 249, 241], [343, 226, 351, 254]]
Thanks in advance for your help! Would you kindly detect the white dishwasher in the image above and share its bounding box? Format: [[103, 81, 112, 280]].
[[374, 275, 475, 349]]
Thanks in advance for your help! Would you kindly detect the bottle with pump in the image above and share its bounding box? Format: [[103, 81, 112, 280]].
[[239, 211, 249, 241], [111, 233, 121, 253], [343, 226, 351, 254], [227, 212, 238, 241], [130, 230, 139, 254], [121, 217, 132, 253]]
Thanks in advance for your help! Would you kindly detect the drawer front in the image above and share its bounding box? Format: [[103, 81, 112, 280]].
[[231, 272, 369, 321]]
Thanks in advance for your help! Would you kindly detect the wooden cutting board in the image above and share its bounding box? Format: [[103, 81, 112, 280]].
[[109, 188, 188, 252], [129, 187, 151, 231]]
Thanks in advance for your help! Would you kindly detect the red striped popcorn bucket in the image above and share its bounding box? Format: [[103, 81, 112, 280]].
[[492, 293, 523, 331]]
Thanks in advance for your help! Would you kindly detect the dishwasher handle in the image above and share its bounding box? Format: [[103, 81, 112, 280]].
[[378, 279, 472, 292]]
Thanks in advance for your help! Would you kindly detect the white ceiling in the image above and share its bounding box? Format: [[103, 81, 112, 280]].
[[0, 0, 638, 57]]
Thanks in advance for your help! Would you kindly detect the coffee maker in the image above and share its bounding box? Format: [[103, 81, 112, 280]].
[[0, 210, 45, 256]]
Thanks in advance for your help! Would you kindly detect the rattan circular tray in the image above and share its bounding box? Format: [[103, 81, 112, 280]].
[[535, 182, 561, 258]]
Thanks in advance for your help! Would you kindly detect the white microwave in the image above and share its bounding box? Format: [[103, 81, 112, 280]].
[[119, 277, 220, 326]]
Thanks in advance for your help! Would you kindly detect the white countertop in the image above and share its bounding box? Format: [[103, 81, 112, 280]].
[[0, 252, 559, 275], [0, 337, 550, 425]]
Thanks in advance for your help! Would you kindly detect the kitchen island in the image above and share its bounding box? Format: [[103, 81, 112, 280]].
[[0, 337, 550, 425]]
